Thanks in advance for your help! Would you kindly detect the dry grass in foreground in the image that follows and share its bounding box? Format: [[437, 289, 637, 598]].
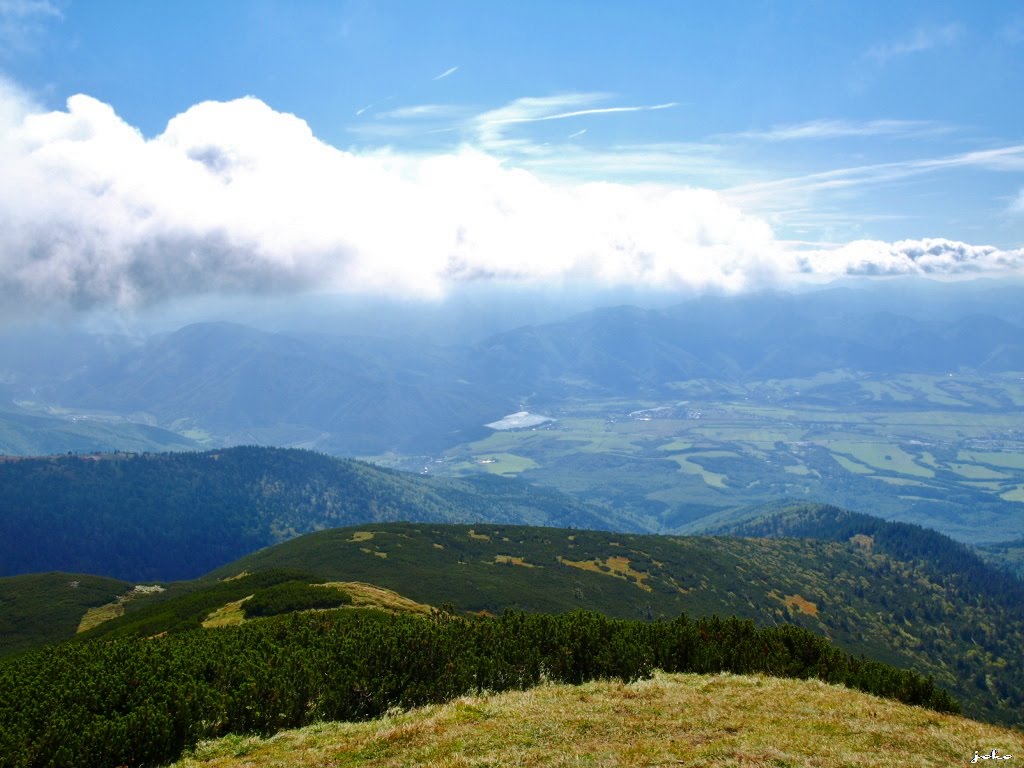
[[174, 672, 1024, 767]]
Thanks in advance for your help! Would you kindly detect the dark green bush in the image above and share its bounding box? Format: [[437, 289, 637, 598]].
[[0, 608, 959, 768], [243, 581, 352, 618]]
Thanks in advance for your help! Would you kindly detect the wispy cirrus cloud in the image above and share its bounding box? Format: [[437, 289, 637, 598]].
[[725, 144, 1024, 209], [0, 0, 61, 55], [354, 96, 394, 117], [1002, 15, 1024, 44], [479, 94, 676, 127], [866, 23, 963, 64], [1011, 189, 1024, 215], [347, 93, 703, 183], [347, 103, 472, 140], [432, 66, 458, 81], [514, 141, 742, 186], [0, 0, 60, 20], [472, 93, 677, 152], [727, 118, 952, 142], [376, 104, 467, 120]]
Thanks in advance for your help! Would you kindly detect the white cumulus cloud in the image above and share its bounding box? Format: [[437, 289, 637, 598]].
[[0, 87, 785, 314], [1, 84, 1021, 319]]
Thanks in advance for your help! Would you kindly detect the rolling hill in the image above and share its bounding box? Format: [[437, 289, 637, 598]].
[[1, 602, 961, 768], [4, 505, 1023, 766], [47, 508, 1022, 727]]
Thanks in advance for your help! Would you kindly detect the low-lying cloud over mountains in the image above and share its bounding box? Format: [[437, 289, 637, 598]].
[[2, 79, 1022, 318]]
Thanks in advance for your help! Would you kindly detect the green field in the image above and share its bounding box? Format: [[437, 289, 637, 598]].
[[832, 454, 875, 475], [472, 453, 539, 476], [827, 441, 934, 478], [959, 450, 1024, 470], [664, 451, 734, 489]]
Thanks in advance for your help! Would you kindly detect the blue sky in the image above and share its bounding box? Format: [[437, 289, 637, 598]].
[[0, 1, 1022, 315]]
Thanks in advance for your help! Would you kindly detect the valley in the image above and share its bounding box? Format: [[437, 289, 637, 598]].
[[376, 370, 1024, 543]]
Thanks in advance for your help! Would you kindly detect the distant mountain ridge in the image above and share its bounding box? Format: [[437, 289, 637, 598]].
[[0, 406, 200, 456], [0, 446, 619, 581], [3, 289, 1024, 456], [43, 322, 511, 454], [691, 501, 1024, 611], [476, 297, 1024, 397]]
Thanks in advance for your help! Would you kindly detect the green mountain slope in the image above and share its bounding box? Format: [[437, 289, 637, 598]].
[[0, 408, 201, 456], [979, 537, 1024, 580], [72, 514, 1024, 727], [690, 501, 1024, 610], [0, 573, 129, 658], [0, 447, 619, 582]]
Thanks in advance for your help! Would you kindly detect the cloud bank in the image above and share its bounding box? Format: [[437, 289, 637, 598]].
[[0, 82, 1021, 317], [798, 239, 1024, 277]]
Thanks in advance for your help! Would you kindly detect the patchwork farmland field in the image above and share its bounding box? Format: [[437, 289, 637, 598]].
[[371, 372, 1024, 544]]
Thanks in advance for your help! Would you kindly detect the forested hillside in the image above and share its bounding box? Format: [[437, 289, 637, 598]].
[[695, 502, 1024, 609], [0, 447, 617, 581], [979, 537, 1024, 580]]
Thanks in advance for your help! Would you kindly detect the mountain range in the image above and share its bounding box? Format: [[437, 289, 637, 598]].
[[4, 287, 1024, 457]]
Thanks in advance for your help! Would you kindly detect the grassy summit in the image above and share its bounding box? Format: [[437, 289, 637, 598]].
[[175, 672, 1024, 768]]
